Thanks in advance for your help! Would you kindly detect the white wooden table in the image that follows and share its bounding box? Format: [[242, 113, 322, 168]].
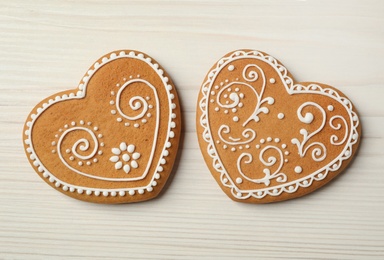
[[1, 0, 383, 259]]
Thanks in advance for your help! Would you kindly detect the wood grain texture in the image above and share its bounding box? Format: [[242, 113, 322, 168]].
[[1, 0, 383, 259]]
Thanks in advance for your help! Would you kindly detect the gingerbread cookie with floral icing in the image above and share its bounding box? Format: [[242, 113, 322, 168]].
[[197, 50, 361, 203], [23, 50, 181, 203]]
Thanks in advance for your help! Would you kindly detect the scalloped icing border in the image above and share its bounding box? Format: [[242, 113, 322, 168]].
[[23, 51, 178, 198], [199, 50, 360, 200]]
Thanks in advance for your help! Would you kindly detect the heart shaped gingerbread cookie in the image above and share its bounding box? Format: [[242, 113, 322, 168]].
[[197, 50, 361, 203], [23, 50, 181, 203]]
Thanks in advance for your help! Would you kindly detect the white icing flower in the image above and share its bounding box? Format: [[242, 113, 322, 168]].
[[109, 142, 141, 173]]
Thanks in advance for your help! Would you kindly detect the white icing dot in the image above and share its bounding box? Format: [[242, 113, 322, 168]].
[[98, 151, 103, 155], [294, 166, 302, 174], [134, 123, 139, 128], [78, 161, 83, 166], [231, 147, 236, 152], [86, 161, 91, 166], [228, 65, 235, 71], [122, 154, 130, 162], [93, 158, 98, 163], [236, 178, 243, 184], [98, 134, 103, 138], [214, 85, 219, 90], [94, 190, 100, 196], [327, 105, 334, 111], [260, 139, 265, 144], [238, 103, 243, 108], [256, 144, 260, 149], [282, 144, 287, 149], [69, 156, 74, 161], [232, 108, 237, 113], [285, 159, 288, 163], [278, 113, 285, 119], [223, 145, 227, 149], [285, 79, 291, 84], [285, 151, 289, 155], [267, 137, 272, 142], [93, 127, 98, 131], [80, 120, 84, 125], [210, 99, 214, 103], [125, 122, 130, 127], [117, 118, 122, 122], [138, 189, 144, 194], [223, 178, 228, 183], [215, 107, 219, 112], [224, 94, 228, 98], [245, 145, 250, 149], [103, 191, 109, 197], [111, 110, 116, 115], [119, 191, 126, 196], [111, 191, 117, 197], [71, 121, 76, 126], [269, 78, 276, 84], [155, 173, 161, 179], [239, 93, 244, 99], [51, 141, 56, 146], [233, 116, 239, 122], [142, 119, 147, 124], [211, 91, 215, 95], [129, 190, 135, 196]]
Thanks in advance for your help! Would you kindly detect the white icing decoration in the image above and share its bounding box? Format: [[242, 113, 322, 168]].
[[218, 125, 256, 145], [291, 102, 327, 162], [198, 50, 359, 200], [329, 115, 348, 145], [237, 145, 287, 186], [278, 113, 285, 119], [228, 65, 235, 71], [294, 166, 302, 174], [328, 105, 334, 111], [24, 51, 178, 195]]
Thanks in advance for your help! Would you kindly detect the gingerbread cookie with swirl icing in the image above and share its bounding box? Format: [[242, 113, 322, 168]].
[[23, 50, 181, 203], [197, 50, 361, 203]]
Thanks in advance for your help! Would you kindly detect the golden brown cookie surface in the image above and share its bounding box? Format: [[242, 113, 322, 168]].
[[197, 50, 361, 203], [23, 50, 181, 203]]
